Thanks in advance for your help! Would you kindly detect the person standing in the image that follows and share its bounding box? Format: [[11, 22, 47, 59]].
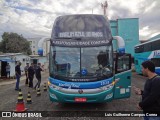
[[6, 63, 11, 79], [24, 63, 29, 85], [15, 62, 21, 91], [28, 63, 35, 88], [97, 51, 108, 68], [134, 60, 160, 120], [34, 63, 43, 90]]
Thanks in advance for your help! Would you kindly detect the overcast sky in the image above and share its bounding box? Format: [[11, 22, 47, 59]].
[[0, 0, 160, 41]]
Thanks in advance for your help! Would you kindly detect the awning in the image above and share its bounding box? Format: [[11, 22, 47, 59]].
[[0, 59, 15, 62]]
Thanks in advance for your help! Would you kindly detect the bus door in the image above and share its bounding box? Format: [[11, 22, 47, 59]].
[[113, 53, 131, 99]]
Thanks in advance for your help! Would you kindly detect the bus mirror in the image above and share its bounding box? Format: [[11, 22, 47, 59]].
[[113, 36, 125, 55], [118, 47, 125, 55], [38, 48, 43, 56]]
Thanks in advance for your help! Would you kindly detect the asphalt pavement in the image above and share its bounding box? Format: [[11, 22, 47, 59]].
[[0, 71, 146, 120]]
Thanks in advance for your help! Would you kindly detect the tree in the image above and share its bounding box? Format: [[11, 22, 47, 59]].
[[0, 32, 32, 55]]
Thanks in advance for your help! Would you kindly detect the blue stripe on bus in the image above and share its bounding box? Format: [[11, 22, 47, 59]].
[[155, 68, 160, 75], [49, 77, 113, 89]]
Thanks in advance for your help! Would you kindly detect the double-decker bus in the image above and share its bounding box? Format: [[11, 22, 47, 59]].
[[134, 38, 160, 75], [47, 14, 131, 103]]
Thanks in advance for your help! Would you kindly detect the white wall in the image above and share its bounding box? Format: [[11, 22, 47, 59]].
[[28, 38, 40, 55], [0, 56, 15, 77], [0, 54, 31, 77]]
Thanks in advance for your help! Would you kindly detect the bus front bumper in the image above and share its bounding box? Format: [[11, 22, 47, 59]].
[[48, 86, 113, 103]]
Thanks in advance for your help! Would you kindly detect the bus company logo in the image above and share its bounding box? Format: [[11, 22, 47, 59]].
[[2, 112, 11, 117], [58, 83, 80, 88], [153, 50, 160, 57], [78, 89, 83, 94], [59, 32, 104, 38]]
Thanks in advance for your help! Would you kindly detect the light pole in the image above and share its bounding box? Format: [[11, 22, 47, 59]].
[[101, 1, 108, 16]]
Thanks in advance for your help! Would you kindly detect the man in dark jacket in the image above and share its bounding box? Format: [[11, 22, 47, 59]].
[[28, 63, 35, 88], [134, 60, 160, 120], [34, 63, 43, 89], [15, 62, 21, 91]]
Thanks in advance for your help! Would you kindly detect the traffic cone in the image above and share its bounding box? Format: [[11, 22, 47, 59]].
[[17, 89, 23, 103], [37, 88, 41, 96], [26, 91, 32, 104], [43, 83, 47, 91], [14, 89, 28, 112]]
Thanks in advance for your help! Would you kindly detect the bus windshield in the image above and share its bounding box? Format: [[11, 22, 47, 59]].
[[49, 45, 113, 81]]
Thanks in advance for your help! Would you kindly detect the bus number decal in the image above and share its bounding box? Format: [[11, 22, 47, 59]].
[[101, 81, 110, 86]]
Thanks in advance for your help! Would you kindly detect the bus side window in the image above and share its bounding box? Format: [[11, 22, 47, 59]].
[[115, 54, 131, 73]]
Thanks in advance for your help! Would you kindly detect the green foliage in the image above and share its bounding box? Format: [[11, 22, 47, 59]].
[[0, 32, 32, 55]]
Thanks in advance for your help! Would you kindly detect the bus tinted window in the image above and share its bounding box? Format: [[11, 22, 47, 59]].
[[117, 55, 130, 73], [135, 39, 160, 53], [144, 43, 152, 52], [152, 40, 160, 51], [51, 15, 112, 40], [135, 45, 144, 53]]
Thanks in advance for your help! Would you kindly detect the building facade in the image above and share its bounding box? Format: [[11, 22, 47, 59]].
[[28, 38, 40, 55], [110, 18, 140, 57], [28, 37, 50, 56], [27, 37, 50, 70]]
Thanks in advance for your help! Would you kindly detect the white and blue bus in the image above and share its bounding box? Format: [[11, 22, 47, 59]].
[[46, 14, 131, 103], [134, 38, 160, 75]]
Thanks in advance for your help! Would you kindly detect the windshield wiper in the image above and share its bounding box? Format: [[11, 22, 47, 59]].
[[54, 37, 82, 40], [54, 37, 71, 39], [72, 37, 81, 40]]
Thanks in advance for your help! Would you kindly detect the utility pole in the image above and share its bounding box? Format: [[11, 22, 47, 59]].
[[101, 1, 108, 16]]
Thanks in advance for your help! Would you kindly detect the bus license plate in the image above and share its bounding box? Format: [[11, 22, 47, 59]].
[[75, 98, 87, 102]]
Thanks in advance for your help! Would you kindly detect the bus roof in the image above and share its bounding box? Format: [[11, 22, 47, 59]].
[[135, 37, 160, 47]]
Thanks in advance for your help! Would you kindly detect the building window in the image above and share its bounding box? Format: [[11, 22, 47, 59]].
[[29, 41, 32, 45]]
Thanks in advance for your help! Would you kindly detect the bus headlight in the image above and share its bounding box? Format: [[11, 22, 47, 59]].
[[48, 81, 55, 88], [48, 81, 51, 86], [101, 84, 113, 90], [105, 93, 113, 100], [50, 93, 58, 100]]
